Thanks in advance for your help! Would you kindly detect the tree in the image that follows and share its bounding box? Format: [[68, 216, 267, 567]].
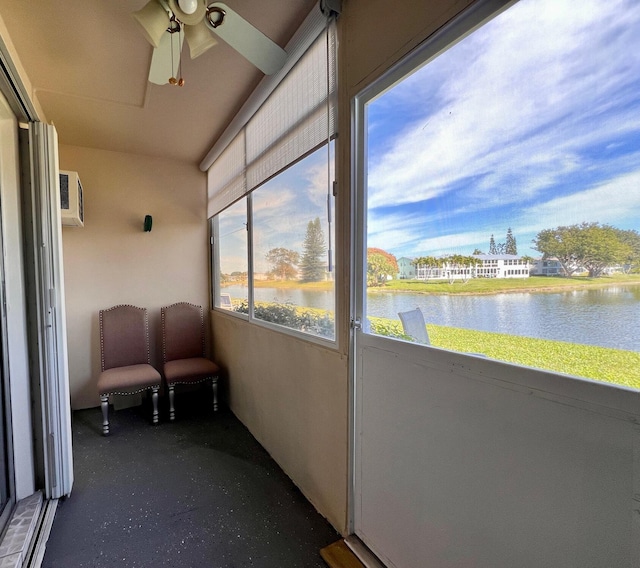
[[505, 227, 517, 255], [414, 255, 477, 282], [367, 248, 398, 287], [472, 248, 483, 255], [444, 254, 477, 283], [300, 217, 326, 282], [489, 234, 497, 255], [611, 228, 640, 273], [533, 222, 633, 277], [579, 223, 632, 277], [533, 225, 581, 276], [413, 255, 444, 279], [266, 247, 299, 280], [520, 256, 535, 267], [233, 271, 248, 284]]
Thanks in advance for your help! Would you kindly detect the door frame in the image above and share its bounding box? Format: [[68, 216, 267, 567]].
[[347, 1, 640, 566], [348, 0, 517, 537], [0, 84, 19, 534]]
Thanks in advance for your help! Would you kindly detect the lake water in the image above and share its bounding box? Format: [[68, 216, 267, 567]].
[[223, 284, 640, 352]]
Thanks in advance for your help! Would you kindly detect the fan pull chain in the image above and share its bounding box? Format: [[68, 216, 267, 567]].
[[167, 17, 184, 86], [178, 30, 184, 87], [169, 18, 177, 85]]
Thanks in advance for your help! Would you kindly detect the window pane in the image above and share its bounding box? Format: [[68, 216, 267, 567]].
[[216, 198, 248, 310], [365, 0, 640, 390], [251, 144, 335, 340]]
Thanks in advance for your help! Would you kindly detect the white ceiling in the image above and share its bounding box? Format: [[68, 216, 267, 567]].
[[0, 0, 316, 165]]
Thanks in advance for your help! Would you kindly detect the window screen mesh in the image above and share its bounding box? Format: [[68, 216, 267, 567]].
[[207, 24, 336, 218], [207, 131, 246, 218]]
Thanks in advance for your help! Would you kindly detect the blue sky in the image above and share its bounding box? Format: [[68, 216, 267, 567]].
[[366, 0, 640, 259]]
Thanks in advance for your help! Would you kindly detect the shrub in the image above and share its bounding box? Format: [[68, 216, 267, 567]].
[[367, 317, 412, 341], [234, 300, 335, 339]]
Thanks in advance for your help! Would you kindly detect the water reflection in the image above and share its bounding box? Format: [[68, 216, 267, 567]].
[[223, 284, 640, 352]]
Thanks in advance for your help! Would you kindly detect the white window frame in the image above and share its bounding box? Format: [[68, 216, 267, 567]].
[[209, 7, 338, 348]]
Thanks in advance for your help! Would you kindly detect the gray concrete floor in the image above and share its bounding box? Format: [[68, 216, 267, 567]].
[[42, 392, 338, 567]]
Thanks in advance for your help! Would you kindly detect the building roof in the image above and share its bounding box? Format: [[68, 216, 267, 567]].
[[472, 254, 523, 260]]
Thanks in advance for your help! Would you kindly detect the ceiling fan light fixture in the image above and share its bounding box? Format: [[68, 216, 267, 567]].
[[168, 0, 206, 25], [177, 0, 199, 14], [132, 0, 170, 48], [184, 20, 218, 59]]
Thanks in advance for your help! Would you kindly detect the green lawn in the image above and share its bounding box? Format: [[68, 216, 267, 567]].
[[235, 274, 640, 295], [368, 316, 640, 390], [380, 274, 640, 295], [252, 279, 334, 290]]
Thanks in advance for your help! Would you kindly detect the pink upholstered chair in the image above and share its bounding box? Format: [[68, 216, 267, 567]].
[[161, 302, 220, 421], [97, 305, 161, 435]]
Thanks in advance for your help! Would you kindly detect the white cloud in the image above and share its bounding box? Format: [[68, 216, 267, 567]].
[[519, 170, 640, 229], [367, 205, 495, 257], [306, 159, 334, 210], [218, 253, 248, 275], [376, 166, 640, 258], [249, 150, 334, 271], [413, 230, 494, 257], [252, 184, 297, 213], [367, 0, 640, 214]]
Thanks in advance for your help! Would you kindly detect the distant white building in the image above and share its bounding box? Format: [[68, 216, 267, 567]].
[[473, 254, 530, 279], [415, 254, 530, 280], [397, 257, 416, 279], [530, 258, 564, 276]]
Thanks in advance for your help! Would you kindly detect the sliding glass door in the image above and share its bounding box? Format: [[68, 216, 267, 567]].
[[0, 296, 11, 522], [0, 84, 18, 531]]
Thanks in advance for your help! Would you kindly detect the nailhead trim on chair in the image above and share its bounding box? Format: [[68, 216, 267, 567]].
[[161, 309, 166, 363], [100, 385, 158, 397], [168, 376, 218, 387], [99, 309, 105, 372]]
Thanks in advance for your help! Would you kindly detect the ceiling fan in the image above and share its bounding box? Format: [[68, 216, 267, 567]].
[[133, 0, 288, 85]]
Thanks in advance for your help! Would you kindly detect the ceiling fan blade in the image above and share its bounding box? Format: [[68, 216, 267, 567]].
[[149, 29, 184, 85], [205, 2, 287, 75]]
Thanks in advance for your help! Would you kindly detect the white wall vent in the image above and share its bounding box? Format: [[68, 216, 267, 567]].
[[59, 170, 84, 227]]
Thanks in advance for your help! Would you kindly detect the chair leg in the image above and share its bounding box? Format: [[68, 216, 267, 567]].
[[100, 394, 110, 436], [168, 384, 175, 421], [151, 386, 159, 425], [212, 377, 218, 412]]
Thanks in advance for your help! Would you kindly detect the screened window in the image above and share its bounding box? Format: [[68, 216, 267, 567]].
[[214, 144, 335, 341], [363, 0, 640, 390], [209, 20, 337, 343], [214, 197, 248, 310], [251, 144, 335, 339]]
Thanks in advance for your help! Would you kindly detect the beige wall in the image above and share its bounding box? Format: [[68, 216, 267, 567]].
[[340, 0, 474, 95], [211, 314, 348, 532], [59, 145, 209, 409], [0, 12, 46, 121], [209, 0, 473, 536]]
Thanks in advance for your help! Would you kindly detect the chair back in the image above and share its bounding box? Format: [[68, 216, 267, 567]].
[[161, 302, 205, 363], [100, 305, 151, 371], [398, 308, 430, 345]]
